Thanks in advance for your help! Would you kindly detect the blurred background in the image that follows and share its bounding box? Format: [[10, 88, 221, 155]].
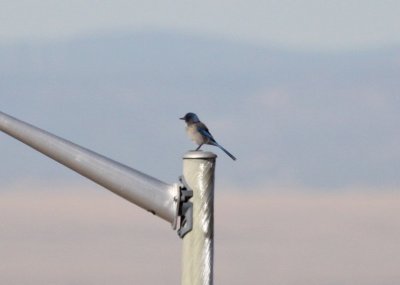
[[1, 1, 400, 284]]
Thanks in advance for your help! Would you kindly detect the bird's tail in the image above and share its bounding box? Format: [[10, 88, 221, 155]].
[[213, 142, 237, 161]]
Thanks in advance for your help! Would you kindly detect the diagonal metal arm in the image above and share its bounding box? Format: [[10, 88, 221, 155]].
[[0, 111, 179, 226]]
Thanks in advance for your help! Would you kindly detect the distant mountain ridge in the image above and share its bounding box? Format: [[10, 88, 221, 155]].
[[1, 31, 400, 190]]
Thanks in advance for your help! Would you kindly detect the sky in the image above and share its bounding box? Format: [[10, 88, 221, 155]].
[[1, 0, 400, 51], [1, 2, 400, 283], [1, 0, 399, 190], [2, 31, 400, 191]]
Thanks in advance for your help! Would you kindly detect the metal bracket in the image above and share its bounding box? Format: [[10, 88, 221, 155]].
[[177, 176, 193, 238]]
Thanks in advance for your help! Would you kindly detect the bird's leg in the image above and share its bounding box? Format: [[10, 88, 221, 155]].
[[195, 144, 203, 151]]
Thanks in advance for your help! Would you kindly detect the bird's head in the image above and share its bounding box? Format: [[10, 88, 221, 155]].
[[180, 112, 200, 124]]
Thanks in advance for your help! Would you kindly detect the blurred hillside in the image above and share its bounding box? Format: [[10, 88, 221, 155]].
[[1, 31, 399, 190]]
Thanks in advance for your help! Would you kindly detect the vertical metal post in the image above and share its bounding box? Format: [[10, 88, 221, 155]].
[[181, 151, 216, 285]]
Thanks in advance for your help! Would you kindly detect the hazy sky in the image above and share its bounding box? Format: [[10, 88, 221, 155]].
[[2, 2, 399, 282], [1, 0, 400, 51], [1, 1, 399, 190]]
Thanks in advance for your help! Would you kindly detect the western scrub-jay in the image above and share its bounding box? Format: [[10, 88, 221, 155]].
[[180, 112, 236, 161]]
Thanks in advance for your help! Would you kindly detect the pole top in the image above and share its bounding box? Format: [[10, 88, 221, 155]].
[[183, 150, 217, 160]]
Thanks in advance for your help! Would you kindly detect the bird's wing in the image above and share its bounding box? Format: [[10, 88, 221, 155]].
[[196, 122, 237, 160], [196, 123, 217, 143]]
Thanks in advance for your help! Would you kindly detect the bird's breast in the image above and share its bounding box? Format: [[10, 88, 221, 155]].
[[186, 125, 206, 145]]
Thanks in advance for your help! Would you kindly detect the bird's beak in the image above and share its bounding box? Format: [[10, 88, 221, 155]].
[[179, 117, 185, 120]]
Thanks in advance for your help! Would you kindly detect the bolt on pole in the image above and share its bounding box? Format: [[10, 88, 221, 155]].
[[181, 151, 216, 285]]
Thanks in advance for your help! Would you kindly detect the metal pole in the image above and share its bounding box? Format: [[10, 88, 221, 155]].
[[0, 111, 179, 226], [181, 151, 216, 285]]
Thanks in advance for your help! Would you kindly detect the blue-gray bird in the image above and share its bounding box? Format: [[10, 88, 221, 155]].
[[180, 112, 237, 161]]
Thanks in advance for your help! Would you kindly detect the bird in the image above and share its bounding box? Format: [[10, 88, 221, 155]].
[[180, 112, 237, 161]]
